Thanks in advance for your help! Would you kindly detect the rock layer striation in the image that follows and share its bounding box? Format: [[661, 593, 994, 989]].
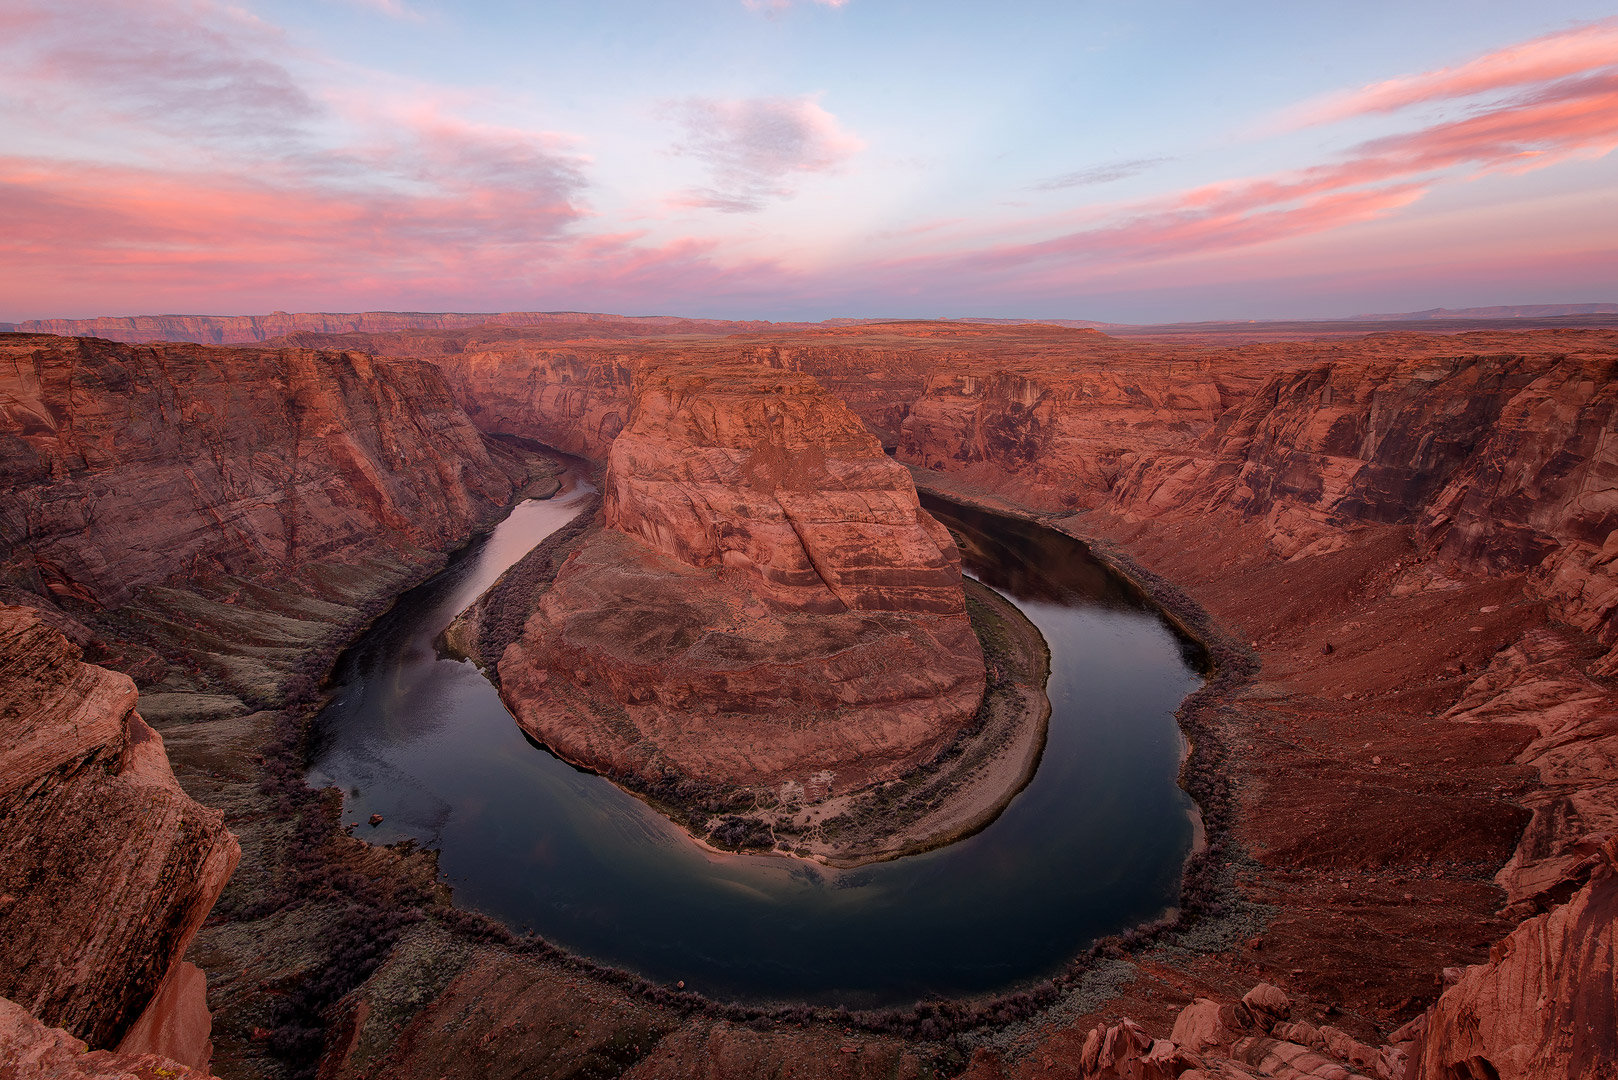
[[0, 605, 239, 1056]]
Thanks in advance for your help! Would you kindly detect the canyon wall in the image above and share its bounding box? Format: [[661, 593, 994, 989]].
[[0, 332, 551, 1072], [899, 332, 1618, 641], [495, 366, 986, 793], [0, 333, 517, 611], [0, 605, 238, 1059]]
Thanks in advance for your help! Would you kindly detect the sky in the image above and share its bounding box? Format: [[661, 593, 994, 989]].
[[2, 0, 1616, 323]]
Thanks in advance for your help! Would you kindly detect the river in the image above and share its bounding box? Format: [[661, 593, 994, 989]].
[[307, 469, 1201, 1007]]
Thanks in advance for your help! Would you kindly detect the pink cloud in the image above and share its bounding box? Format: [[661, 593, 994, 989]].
[[1286, 17, 1618, 126], [666, 95, 864, 212], [743, 0, 848, 10], [0, 0, 315, 142], [881, 57, 1618, 291]]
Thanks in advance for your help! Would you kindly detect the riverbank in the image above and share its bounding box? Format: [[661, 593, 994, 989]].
[[904, 465, 1555, 1072]]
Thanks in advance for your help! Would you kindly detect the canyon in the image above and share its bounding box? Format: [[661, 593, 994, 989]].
[[1, 316, 1615, 1079]]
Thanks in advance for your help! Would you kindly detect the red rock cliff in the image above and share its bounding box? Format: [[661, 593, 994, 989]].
[[605, 368, 968, 615], [0, 605, 239, 1056], [0, 334, 516, 610]]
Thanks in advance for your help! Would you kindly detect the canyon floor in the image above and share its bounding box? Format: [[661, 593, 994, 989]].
[[2, 317, 1614, 1080]]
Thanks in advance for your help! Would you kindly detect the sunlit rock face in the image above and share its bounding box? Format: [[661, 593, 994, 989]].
[[605, 368, 970, 616], [497, 367, 986, 792]]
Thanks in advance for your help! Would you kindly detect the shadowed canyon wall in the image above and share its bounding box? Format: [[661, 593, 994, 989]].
[[0, 332, 550, 1071]]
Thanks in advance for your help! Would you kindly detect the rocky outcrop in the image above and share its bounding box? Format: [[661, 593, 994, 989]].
[[1046, 839, 1618, 1079], [1035, 982, 1411, 1080], [1441, 630, 1618, 906], [494, 367, 986, 793], [1404, 835, 1618, 1080], [0, 995, 221, 1079], [606, 368, 970, 615], [0, 606, 238, 1057]]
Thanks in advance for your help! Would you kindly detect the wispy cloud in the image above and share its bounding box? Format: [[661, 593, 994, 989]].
[[1033, 157, 1170, 191], [1282, 17, 1618, 127], [2, 0, 316, 143], [871, 48, 1618, 293], [666, 95, 863, 212], [743, 0, 848, 10], [347, 0, 424, 21]]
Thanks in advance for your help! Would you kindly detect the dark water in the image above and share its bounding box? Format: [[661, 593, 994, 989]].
[[307, 473, 1201, 1007]]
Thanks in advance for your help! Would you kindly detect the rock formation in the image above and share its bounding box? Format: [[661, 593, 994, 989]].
[[980, 838, 1618, 1079], [495, 367, 986, 791], [0, 995, 221, 1079], [0, 605, 238, 1061], [1404, 835, 1618, 1080], [7, 318, 1618, 1078]]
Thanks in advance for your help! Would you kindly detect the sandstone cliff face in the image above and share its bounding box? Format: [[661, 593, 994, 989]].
[[495, 367, 985, 791], [1405, 835, 1618, 1080], [429, 346, 649, 460], [897, 332, 1618, 598], [606, 369, 968, 615], [1441, 629, 1618, 905], [0, 334, 515, 611], [0, 606, 239, 1054]]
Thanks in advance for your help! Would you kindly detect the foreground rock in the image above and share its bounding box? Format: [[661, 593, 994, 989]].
[[0, 995, 220, 1079], [965, 837, 1618, 1079], [0, 606, 238, 1064], [1405, 834, 1618, 1080], [495, 367, 987, 802]]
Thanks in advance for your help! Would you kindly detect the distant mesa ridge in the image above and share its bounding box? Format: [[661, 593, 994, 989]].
[[0, 310, 810, 345], [2, 303, 1614, 345], [1350, 302, 1618, 320]]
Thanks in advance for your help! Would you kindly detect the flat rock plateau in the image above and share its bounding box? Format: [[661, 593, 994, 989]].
[[1, 317, 1616, 1080]]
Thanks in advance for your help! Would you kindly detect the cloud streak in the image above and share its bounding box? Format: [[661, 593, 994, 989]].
[[1285, 17, 1618, 126], [666, 95, 863, 212], [1033, 158, 1170, 191], [867, 45, 1618, 296]]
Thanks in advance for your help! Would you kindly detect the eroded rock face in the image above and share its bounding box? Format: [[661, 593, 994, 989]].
[[1406, 836, 1618, 1080], [605, 368, 969, 615], [0, 995, 221, 1079], [496, 368, 985, 791], [0, 334, 516, 610], [0, 606, 239, 1053]]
